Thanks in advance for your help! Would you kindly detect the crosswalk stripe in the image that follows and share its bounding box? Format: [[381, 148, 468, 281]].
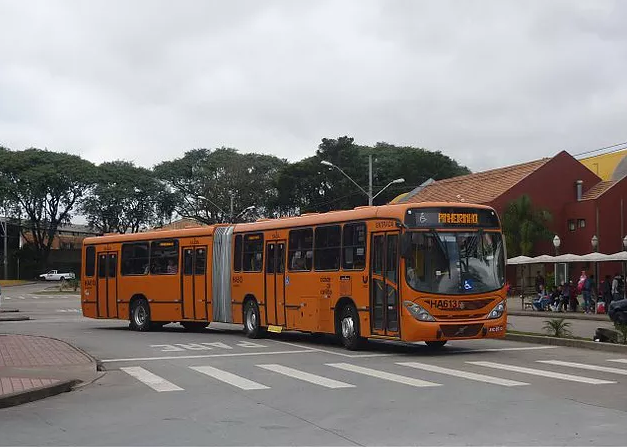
[[257, 364, 355, 389], [120, 366, 183, 392], [397, 362, 528, 387], [190, 365, 269, 390], [468, 361, 616, 384], [607, 359, 627, 364], [327, 363, 440, 387], [538, 360, 627, 376]]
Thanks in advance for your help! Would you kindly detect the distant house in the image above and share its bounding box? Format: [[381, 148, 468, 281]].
[[152, 218, 207, 231]]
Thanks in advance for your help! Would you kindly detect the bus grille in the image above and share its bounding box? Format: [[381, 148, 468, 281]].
[[437, 313, 485, 320], [440, 323, 484, 338]]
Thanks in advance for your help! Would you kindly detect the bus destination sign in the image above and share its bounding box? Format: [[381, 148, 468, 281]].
[[405, 207, 499, 229]]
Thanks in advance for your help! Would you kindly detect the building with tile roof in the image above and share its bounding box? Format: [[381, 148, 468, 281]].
[[580, 149, 627, 181], [397, 150, 627, 289]]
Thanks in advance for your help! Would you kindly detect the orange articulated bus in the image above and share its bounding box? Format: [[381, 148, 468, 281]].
[[81, 202, 507, 350]]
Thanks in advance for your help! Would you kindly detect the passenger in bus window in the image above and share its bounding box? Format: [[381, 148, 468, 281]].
[[167, 259, 178, 273]]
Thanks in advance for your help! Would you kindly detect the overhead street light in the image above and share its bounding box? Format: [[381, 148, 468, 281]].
[[320, 158, 405, 206]]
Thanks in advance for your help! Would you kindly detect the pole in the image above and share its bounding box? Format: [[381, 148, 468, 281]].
[[230, 192, 234, 222], [2, 217, 7, 280], [368, 154, 373, 206]]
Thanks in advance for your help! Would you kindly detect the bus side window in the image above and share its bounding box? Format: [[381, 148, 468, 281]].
[[342, 222, 366, 270], [234, 235, 242, 272], [85, 246, 96, 277], [121, 243, 149, 275], [243, 233, 263, 272], [288, 228, 313, 271]]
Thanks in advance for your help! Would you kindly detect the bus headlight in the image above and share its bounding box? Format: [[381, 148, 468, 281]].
[[403, 301, 436, 322], [487, 301, 505, 319]]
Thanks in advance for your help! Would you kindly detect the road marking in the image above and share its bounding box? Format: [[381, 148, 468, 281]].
[[4, 297, 10, 300], [274, 340, 392, 358], [257, 364, 355, 389], [537, 360, 627, 376], [19, 296, 25, 300], [120, 366, 183, 392], [461, 346, 558, 352], [102, 349, 315, 363], [608, 359, 627, 364], [190, 365, 269, 390], [468, 361, 616, 384], [327, 363, 441, 387], [397, 362, 528, 387]]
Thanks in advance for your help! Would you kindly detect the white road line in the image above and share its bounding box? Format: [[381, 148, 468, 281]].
[[102, 349, 316, 363], [257, 364, 355, 389], [19, 296, 25, 300], [273, 340, 392, 358], [538, 360, 627, 376], [461, 346, 558, 352], [120, 366, 183, 392], [4, 297, 10, 300], [327, 363, 441, 387], [190, 365, 269, 390], [608, 359, 627, 364], [397, 362, 528, 387], [468, 361, 616, 385]]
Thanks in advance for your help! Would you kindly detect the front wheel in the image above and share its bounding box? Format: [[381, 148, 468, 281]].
[[425, 340, 447, 349], [129, 299, 151, 331], [243, 301, 264, 339], [338, 304, 364, 350]]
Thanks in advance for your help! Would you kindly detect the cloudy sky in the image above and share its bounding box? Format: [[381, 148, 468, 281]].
[[1, 0, 625, 172]]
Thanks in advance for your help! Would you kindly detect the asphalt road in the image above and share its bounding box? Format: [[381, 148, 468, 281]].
[[1, 283, 627, 446]]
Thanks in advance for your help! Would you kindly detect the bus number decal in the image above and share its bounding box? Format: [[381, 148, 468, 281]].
[[233, 276, 243, 284], [425, 299, 461, 310], [375, 221, 395, 229]]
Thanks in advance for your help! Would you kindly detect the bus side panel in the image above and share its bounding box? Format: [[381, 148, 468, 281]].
[[284, 272, 318, 332], [118, 276, 181, 322], [231, 272, 265, 325]]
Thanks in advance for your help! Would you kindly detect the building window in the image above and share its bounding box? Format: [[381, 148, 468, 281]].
[[577, 219, 586, 229], [568, 220, 576, 231]]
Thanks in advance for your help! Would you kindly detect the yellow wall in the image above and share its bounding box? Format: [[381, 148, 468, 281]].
[[580, 150, 627, 180]]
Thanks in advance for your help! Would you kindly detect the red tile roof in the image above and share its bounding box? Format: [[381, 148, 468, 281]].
[[402, 158, 551, 204], [581, 180, 615, 200]]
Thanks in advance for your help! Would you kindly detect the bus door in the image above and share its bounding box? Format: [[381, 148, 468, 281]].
[[370, 232, 400, 337], [97, 252, 118, 318], [265, 240, 286, 327], [182, 246, 207, 320]]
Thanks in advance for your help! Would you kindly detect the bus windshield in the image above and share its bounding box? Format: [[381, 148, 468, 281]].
[[404, 231, 505, 295]]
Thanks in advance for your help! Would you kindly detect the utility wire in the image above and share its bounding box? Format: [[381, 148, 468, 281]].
[[573, 140, 627, 158]]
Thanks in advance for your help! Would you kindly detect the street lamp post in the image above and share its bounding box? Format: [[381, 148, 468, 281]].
[[320, 159, 405, 206], [591, 235, 599, 313], [1, 217, 7, 281], [553, 235, 561, 287]]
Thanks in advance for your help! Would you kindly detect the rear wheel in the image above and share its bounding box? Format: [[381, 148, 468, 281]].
[[338, 304, 363, 350], [243, 300, 264, 339], [129, 299, 151, 331], [425, 340, 447, 349]]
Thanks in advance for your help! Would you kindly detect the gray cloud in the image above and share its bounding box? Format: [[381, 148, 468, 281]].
[[0, 0, 625, 172]]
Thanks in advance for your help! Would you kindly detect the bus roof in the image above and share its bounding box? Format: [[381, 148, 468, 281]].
[[82, 201, 497, 245]]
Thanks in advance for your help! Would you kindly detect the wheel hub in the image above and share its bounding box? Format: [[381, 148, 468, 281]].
[[247, 308, 257, 331], [341, 316, 354, 338]]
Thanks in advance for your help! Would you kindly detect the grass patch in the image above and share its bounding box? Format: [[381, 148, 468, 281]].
[[0, 280, 33, 287], [507, 330, 590, 341]]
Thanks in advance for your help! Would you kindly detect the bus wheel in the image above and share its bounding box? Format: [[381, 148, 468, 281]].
[[181, 322, 207, 332], [339, 304, 363, 350], [243, 301, 263, 339], [425, 340, 447, 349], [129, 299, 151, 332]]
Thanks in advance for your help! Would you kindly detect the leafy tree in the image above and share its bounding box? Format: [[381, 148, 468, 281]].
[[154, 148, 287, 224], [0, 148, 96, 268], [80, 160, 172, 234], [273, 137, 470, 214], [502, 195, 552, 257]]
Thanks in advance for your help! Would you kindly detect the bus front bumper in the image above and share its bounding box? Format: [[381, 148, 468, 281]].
[[401, 313, 508, 342]]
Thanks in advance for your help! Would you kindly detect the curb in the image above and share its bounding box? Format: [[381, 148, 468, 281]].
[[0, 379, 81, 409], [509, 310, 609, 321], [505, 333, 627, 353]]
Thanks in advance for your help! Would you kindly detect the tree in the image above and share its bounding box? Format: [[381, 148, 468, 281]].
[[502, 194, 552, 257], [154, 148, 287, 224], [272, 137, 470, 214], [0, 148, 96, 268], [81, 160, 172, 234]]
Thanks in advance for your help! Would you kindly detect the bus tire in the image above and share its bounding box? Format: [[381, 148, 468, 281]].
[[425, 340, 447, 348], [243, 300, 263, 339], [129, 299, 151, 332], [338, 304, 363, 350]]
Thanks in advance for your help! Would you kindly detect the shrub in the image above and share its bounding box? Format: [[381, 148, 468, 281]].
[[614, 322, 627, 344], [543, 318, 572, 338]]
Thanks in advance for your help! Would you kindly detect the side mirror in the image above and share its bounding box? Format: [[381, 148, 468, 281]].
[[400, 233, 412, 259]]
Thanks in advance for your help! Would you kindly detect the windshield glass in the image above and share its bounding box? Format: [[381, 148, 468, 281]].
[[405, 231, 505, 295]]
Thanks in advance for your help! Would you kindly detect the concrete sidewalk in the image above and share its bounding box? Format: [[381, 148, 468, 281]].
[[507, 296, 611, 321], [0, 334, 101, 409]]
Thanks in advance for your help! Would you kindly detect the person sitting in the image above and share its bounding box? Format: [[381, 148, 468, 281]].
[[533, 284, 551, 311]]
